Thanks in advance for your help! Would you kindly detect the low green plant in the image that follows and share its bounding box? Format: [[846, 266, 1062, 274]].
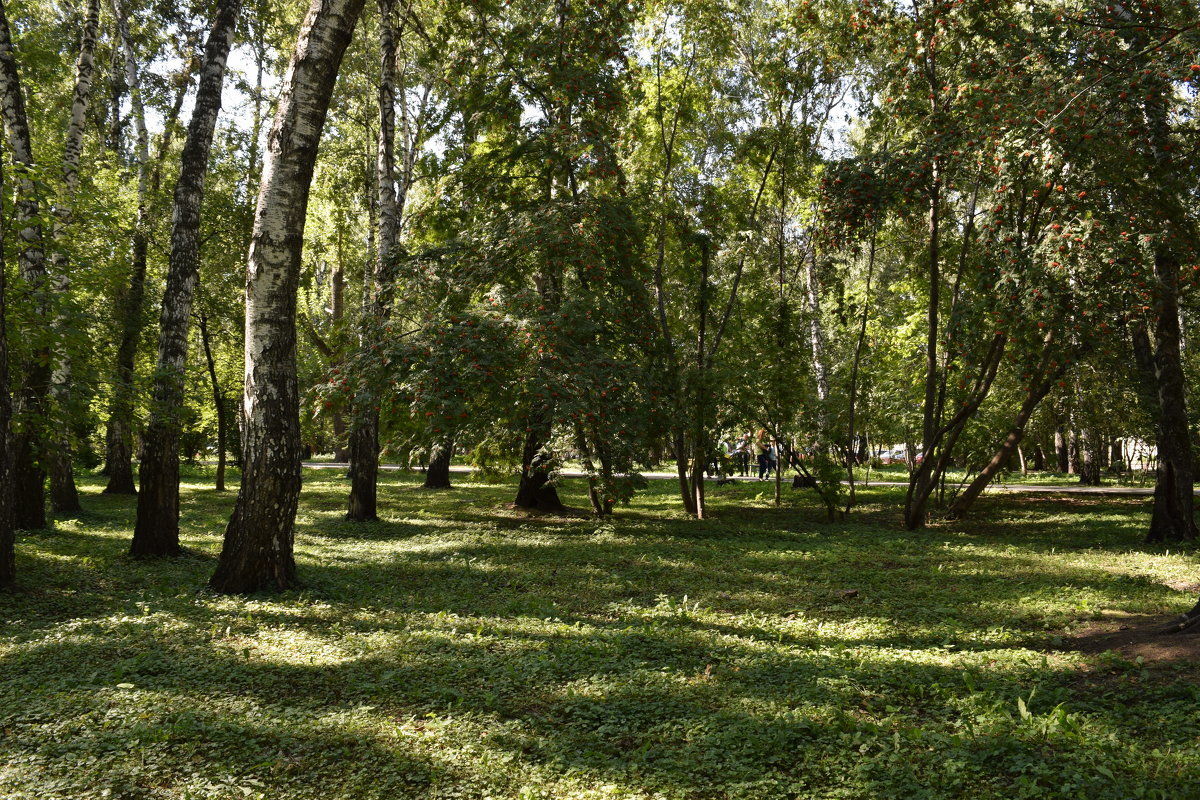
[[1, 471, 1197, 799]]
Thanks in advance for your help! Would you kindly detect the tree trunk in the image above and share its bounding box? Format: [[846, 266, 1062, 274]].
[[45, 0, 100, 515], [905, 151, 942, 531], [102, 0, 154, 495], [805, 251, 829, 404], [904, 334, 1005, 530], [0, 153, 13, 588], [347, 0, 399, 521], [0, 0, 49, 530], [845, 226, 877, 512], [1130, 320, 1195, 541], [691, 235, 709, 520], [1078, 427, 1101, 486], [1032, 444, 1046, 471], [423, 438, 453, 489], [1068, 427, 1080, 476], [947, 346, 1064, 519], [673, 429, 696, 515], [514, 413, 565, 511], [327, 265, 350, 460], [1054, 424, 1069, 472], [210, 0, 366, 594], [199, 312, 228, 491], [132, 0, 240, 556], [1143, 260, 1198, 543]]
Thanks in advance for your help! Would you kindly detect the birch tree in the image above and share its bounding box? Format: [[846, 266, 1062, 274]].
[[101, 0, 153, 494], [45, 0, 100, 514], [210, 0, 366, 593], [345, 0, 399, 521], [0, 0, 51, 530], [132, 0, 241, 557]]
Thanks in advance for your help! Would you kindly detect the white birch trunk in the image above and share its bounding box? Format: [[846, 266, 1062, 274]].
[[102, 0, 153, 494], [0, 0, 50, 530], [210, 0, 366, 593], [46, 0, 100, 513], [347, 0, 398, 521]]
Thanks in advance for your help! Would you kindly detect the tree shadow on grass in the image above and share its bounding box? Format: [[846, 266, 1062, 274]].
[[6, 473, 1199, 796], [4, 605, 1197, 799]]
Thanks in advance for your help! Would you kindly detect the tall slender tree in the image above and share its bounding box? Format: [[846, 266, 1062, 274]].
[[0, 151, 13, 589], [102, 0, 154, 494], [46, 0, 101, 515], [346, 0, 399, 521], [0, 0, 51, 530], [210, 0, 366, 593], [132, 0, 242, 556]]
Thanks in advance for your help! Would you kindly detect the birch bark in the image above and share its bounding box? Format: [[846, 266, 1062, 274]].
[[347, 0, 399, 521], [103, 0, 152, 495], [0, 0, 50, 530], [46, 0, 100, 514], [132, 0, 241, 556], [210, 0, 366, 593]]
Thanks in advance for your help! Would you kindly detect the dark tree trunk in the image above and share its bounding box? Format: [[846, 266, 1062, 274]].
[[1132, 319, 1198, 543], [1032, 444, 1046, 471], [1146, 253, 1198, 542], [0, 154, 13, 589], [905, 333, 1005, 530], [0, 0, 49, 530], [1116, 0, 1199, 546], [47, 451, 80, 514], [514, 415, 564, 511], [328, 263, 349, 461], [673, 429, 696, 515], [131, 0, 239, 556], [845, 226, 877, 512], [423, 438, 453, 489], [691, 236, 710, 519], [210, 0, 366, 594], [1068, 427, 1080, 476], [199, 313, 229, 491], [105, 0, 196, 495], [945, 345, 1070, 520], [1054, 424, 1069, 473], [346, 0, 399, 521], [905, 147, 942, 530], [1078, 427, 1101, 486], [347, 418, 379, 517]]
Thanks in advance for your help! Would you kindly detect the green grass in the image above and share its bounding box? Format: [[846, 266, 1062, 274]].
[[2, 468, 1199, 799], [862, 464, 1157, 488]]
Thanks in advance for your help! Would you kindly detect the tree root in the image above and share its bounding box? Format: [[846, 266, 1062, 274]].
[[1156, 608, 1200, 635]]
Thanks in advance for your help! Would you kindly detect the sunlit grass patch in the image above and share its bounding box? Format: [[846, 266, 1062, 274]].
[[2, 467, 1198, 799]]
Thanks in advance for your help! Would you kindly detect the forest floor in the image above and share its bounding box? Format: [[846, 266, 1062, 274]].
[[2, 468, 1199, 799], [304, 460, 1164, 493]]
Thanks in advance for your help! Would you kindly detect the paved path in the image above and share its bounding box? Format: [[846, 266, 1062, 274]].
[[301, 462, 1159, 497]]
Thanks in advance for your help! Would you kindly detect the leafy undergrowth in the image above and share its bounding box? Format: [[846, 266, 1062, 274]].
[[2, 469, 1198, 800]]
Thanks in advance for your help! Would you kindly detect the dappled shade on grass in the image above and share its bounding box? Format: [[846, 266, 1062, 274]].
[[2, 467, 1199, 799]]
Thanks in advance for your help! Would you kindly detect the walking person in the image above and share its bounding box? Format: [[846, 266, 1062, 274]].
[[736, 433, 751, 477], [755, 430, 769, 480]]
